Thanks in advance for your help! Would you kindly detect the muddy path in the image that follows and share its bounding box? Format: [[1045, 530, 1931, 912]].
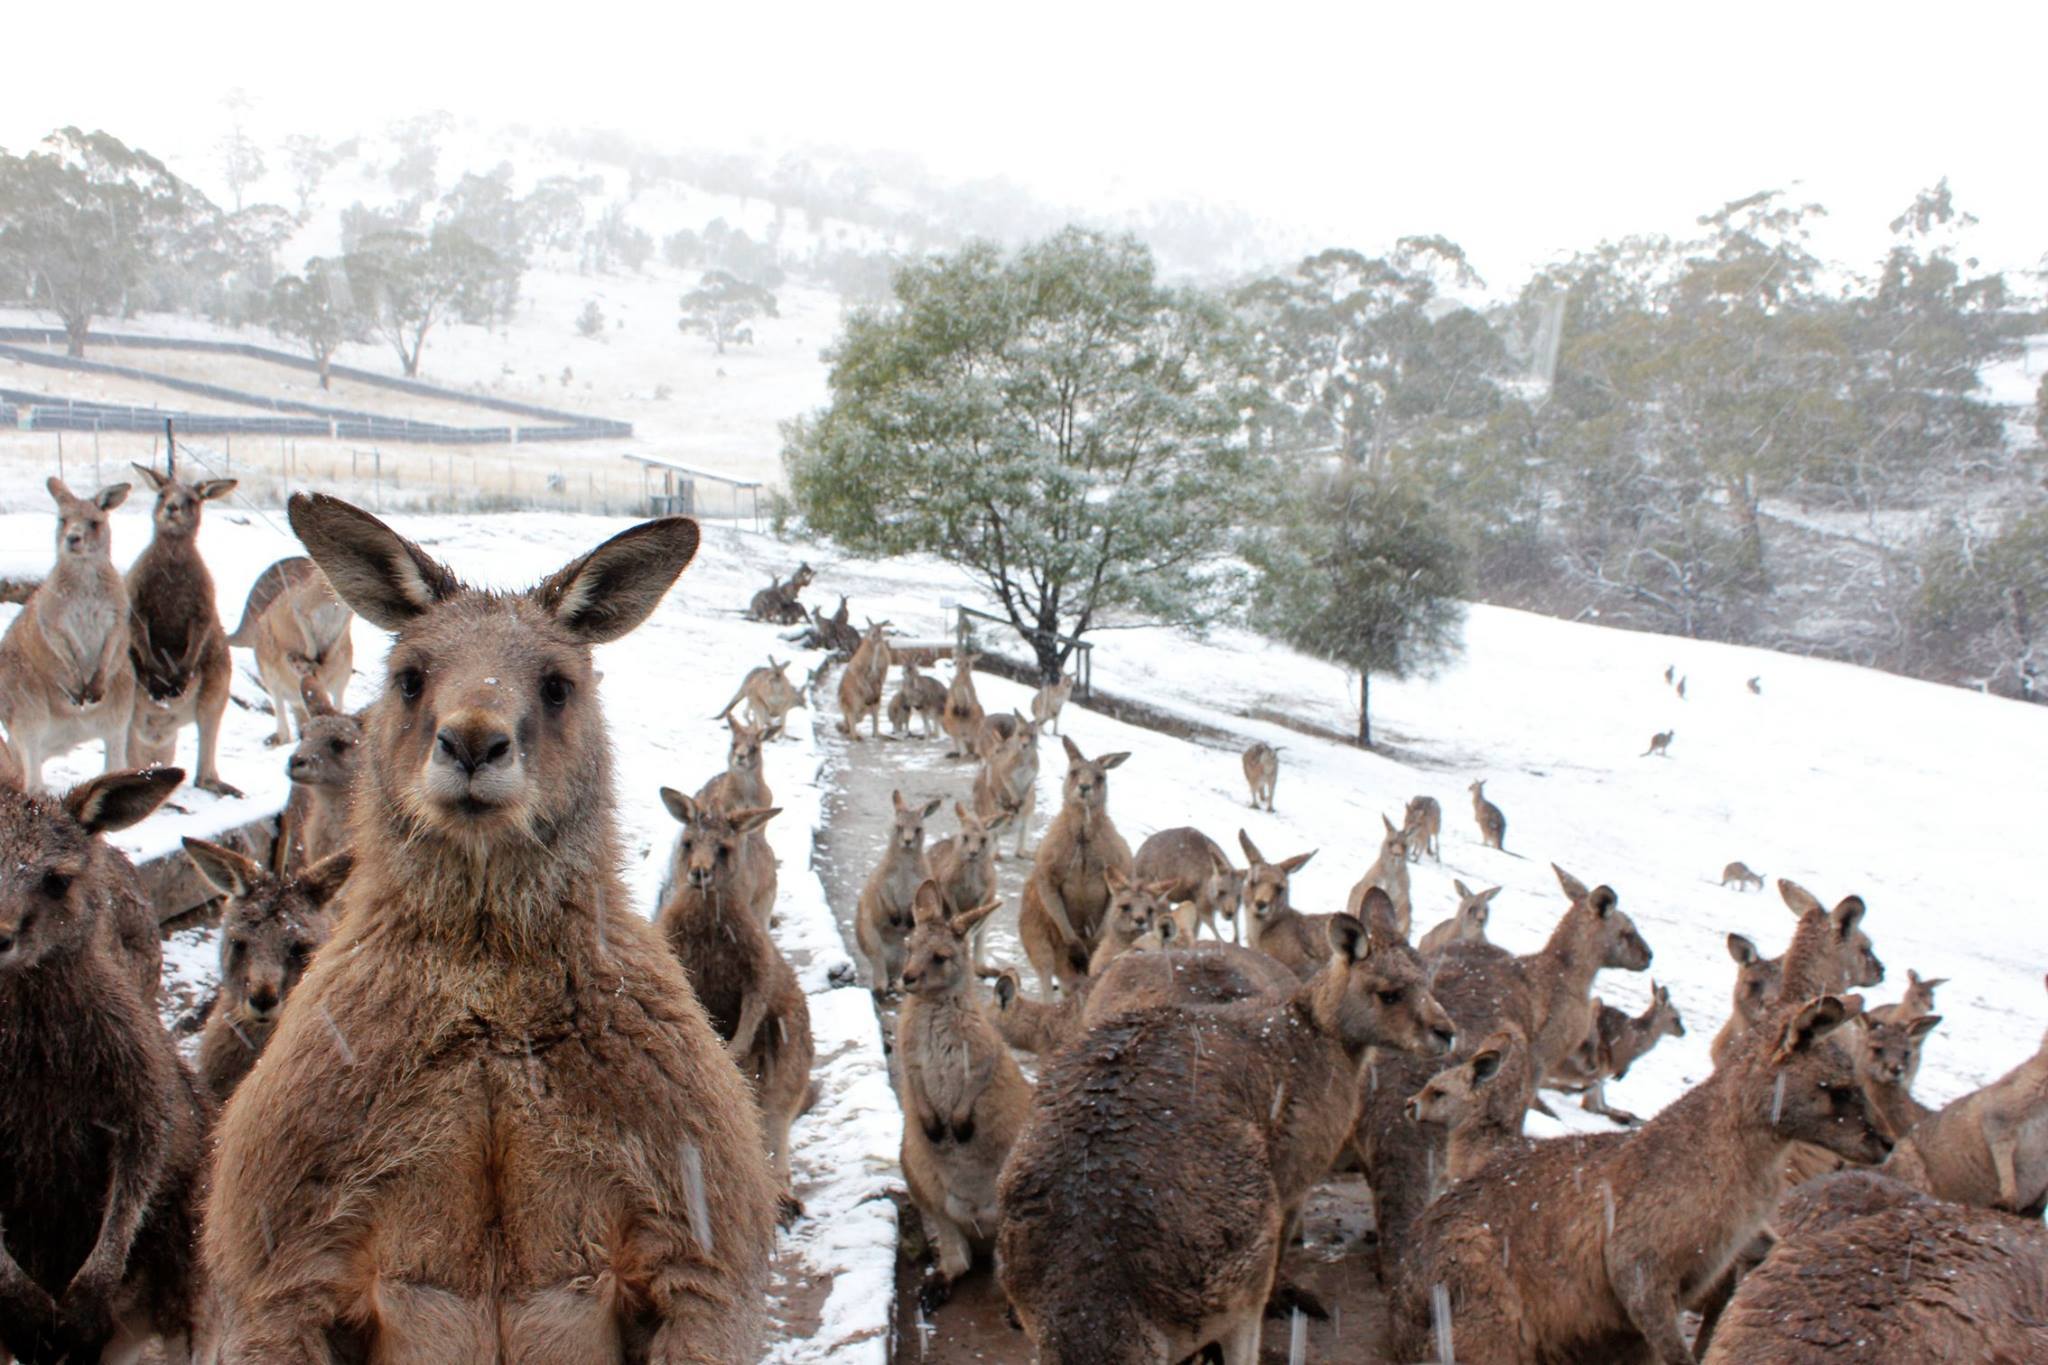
[[808, 671, 1401, 1364]]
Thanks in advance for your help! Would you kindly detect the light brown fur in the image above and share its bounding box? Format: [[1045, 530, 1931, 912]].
[[927, 802, 998, 968], [713, 656, 805, 739], [1240, 740, 1277, 812], [227, 555, 355, 747], [1405, 1023, 1537, 1186], [835, 620, 892, 741], [1548, 983, 1686, 1125], [1469, 778, 1505, 851], [1017, 738, 1132, 1002], [1417, 878, 1499, 956], [1030, 673, 1074, 736], [1235, 829, 1325, 977], [887, 660, 945, 739], [855, 790, 941, 995], [1132, 826, 1244, 945], [939, 652, 984, 758], [1086, 867, 1176, 975], [1719, 860, 1763, 891], [277, 682, 362, 872], [1345, 814, 1413, 938], [1402, 793, 1442, 863], [971, 717, 1039, 861]]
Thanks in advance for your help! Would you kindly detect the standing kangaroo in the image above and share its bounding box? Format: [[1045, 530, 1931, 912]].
[[856, 791, 942, 995], [1018, 738, 1132, 1002], [1402, 794, 1442, 863], [1417, 879, 1501, 956], [1241, 740, 1278, 811], [124, 462, 241, 797], [971, 717, 1040, 860], [1469, 778, 1505, 850], [927, 802, 998, 967], [1132, 826, 1245, 944], [0, 479, 136, 791], [1641, 729, 1674, 757], [896, 882, 1028, 1311], [1345, 814, 1413, 938], [1030, 672, 1075, 736], [202, 495, 776, 1362], [278, 682, 363, 871], [835, 619, 892, 741], [940, 652, 984, 758], [1236, 830, 1325, 976], [225, 555, 355, 746]]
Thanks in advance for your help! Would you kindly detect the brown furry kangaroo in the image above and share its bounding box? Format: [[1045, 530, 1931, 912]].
[[1402, 793, 1441, 863], [1719, 859, 1763, 891], [712, 655, 805, 739], [896, 882, 1029, 1310], [1086, 867, 1175, 974], [1854, 1009, 1941, 1140], [1417, 879, 1499, 956], [278, 681, 363, 871], [1, 767, 209, 1365], [927, 802, 997, 968], [226, 555, 355, 746], [1132, 826, 1245, 944], [1469, 777, 1505, 850], [1390, 992, 1891, 1365], [1404, 1023, 1538, 1185], [835, 619, 892, 741], [654, 790, 813, 1226], [746, 561, 813, 624], [185, 837, 351, 1101], [1702, 1175, 2048, 1363], [1235, 830, 1325, 976], [939, 652, 984, 758], [1018, 738, 1132, 1001], [856, 790, 941, 994], [1240, 740, 1277, 811], [998, 894, 1455, 1364], [1547, 983, 1686, 1125], [989, 941, 1299, 1055], [1641, 728, 1674, 757], [124, 462, 241, 797], [0, 479, 137, 791], [1345, 814, 1413, 938], [1030, 672, 1075, 736], [1867, 966, 1946, 1027], [971, 716, 1040, 861], [1713, 880, 1885, 1067], [1709, 932, 1783, 1066], [202, 494, 776, 1362]]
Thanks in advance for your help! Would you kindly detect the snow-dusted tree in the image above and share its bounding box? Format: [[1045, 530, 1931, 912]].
[[343, 226, 502, 376], [575, 299, 606, 339], [217, 90, 265, 213], [268, 257, 361, 388], [785, 227, 1259, 679], [677, 270, 777, 354], [1247, 467, 1464, 747], [282, 134, 342, 220]]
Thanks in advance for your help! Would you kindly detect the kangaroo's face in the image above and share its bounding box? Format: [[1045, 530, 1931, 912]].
[[1378, 818, 1409, 865], [1203, 865, 1246, 921], [1647, 983, 1685, 1041], [662, 791, 776, 898], [1857, 1012, 1939, 1088], [953, 807, 991, 862], [1238, 833, 1313, 922], [0, 771, 180, 974], [1727, 934, 1783, 1025], [1404, 1030, 1522, 1126], [1101, 870, 1172, 944], [726, 719, 765, 777], [1059, 737, 1128, 813], [1833, 904, 1885, 990], [1578, 886, 1653, 971], [901, 883, 996, 997], [287, 712, 364, 791], [132, 464, 235, 539], [889, 792, 941, 853], [1764, 995, 1893, 1165], [1319, 906, 1457, 1057], [48, 479, 126, 560]]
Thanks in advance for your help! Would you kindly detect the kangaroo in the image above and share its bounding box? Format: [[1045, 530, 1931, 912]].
[[747, 562, 814, 624], [1868, 966, 1947, 1027], [1235, 830, 1325, 976], [998, 896, 1455, 1364], [1080, 939, 1299, 1031], [1854, 1010, 1941, 1141], [0, 479, 136, 792], [202, 494, 776, 1361], [856, 790, 942, 995], [695, 713, 774, 815], [1883, 974, 2048, 1215], [1703, 1173, 2048, 1364], [1390, 993, 1891, 1365], [1469, 778, 1505, 850], [655, 791, 812, 1225], [1132, 825, 1245, 944], [1711, 882, 1885, 1067], [1720, 859, 1763, 891], [808, 594, 859, 656], [1345, 814, 1413, 938], [1402, 793, 1441, 863], [1404, 1023, 1538, 1185], [897, 882, 1029, 1309], [1240, 740, 1277, 811], [940, 652, 984, 758], [1086, 866, 1176, 975], [185, 838, 350, 1101], [989, 967, 1087, 1055], [1676, 675, 1688, 699], [713, 655, 806, 739], [1, 767, 208, 1365], [123, 462, 241, 797], [1417, 879, 1499, 956], [889, 660, 946, 739], [1031, 672, 1075, 736], [1548, 983, 1686, 1125], [971, 716, 1040, 860], [1745, 675, 1761, 695], [1709, 932, 1783, 1066], [835, 619, 892, 741], [971, 707, 1027, 762], [1641, 729, 1674, 757], [278, 681, 363, 871], [927, 801, 998, 969], [227, 555, 355, 746], [1018, 738, 1132, 1001]]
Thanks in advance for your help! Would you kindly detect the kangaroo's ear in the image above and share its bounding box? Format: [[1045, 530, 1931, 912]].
[[994, 972, 1017, 1008], [911, 880, 946, 927], [729, 806, 781, 835], [1156, 916, 1179, 943], [47, 476, 72, 504], [1143, 879, 1179, 900], [1383, 814, 1398, 835], [1359, 887, 1405, 945], [1469, 1047, 1504, 1084], [952, 895, 1001, 936], [1727, 933, 1759, 966], [196, 479, 239, 501], [95, 482, 131, 511], [1453, 879, 1473, 899], [1552, 864, 1589, 901], [1906, 1015, 1942, 1043], [298, 849, 355, 907], [1098, 751, 1131, 770], [1237, 829, 1267, 867], [1831, 896, 1867, 939], [1326, 912, 1371, 965], [1276, 849, 1317, 875], [290, 493, 458, 632], [955, 801, 970, 821], [659, 787, 695, 825], [534, 516, 700, 644], [1479, 886, 1502, 904], [1778, 878, 1824, 917], [130, 462, 169, 491], [1061, 736, 1083, 765], [891, 789, 906, 812], [1774, 994, 1860, 1061], [183, 836, 263, 899], [919, 796, 943, 819], [1589, 886, 1619, 917], [1103, 864, 1130, 891], [65, 767, 184, 835]]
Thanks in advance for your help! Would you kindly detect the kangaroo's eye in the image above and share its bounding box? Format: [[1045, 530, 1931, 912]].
[[393, 668, 425, 701], [329, 739, 349, 755], [1377, 989, 1404, 1006], [1823, 1084, 1855, 1108], [39, 871, 71, 899], [540, 674, 573, 709]]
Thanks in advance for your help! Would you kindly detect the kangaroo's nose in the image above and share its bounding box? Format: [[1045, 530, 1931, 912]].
[[1433, 1026, 1457, 1052], [248, 986, 280, 1013], [437, 724, 513, 776], [0, 931, 15, 953]]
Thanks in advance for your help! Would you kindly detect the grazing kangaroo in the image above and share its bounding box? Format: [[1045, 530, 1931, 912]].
[[856, 791, 942, 995], [998, 896, 1455, 1364], [1401, 793, 1441, 863], [1417, 879, 1499, 956], [896, 883, 1029, 1310], [1240, 740, 1277, 811], [1030, 672, 1075, 736], [226, 555, 355, 746], [1720, 859, 1763, 891], [1548, 983, 1686, 1125], [1235, 830, 1324, 976], [747, 561, 814, 623], [1404, 1023, 1538, 1185], [1132, 825, 1245, 944], [1883, 974, 2048, 1216], [185, 838, 350, 1101], [835, 619, 892, 741], [1641, 728, 1674, 757], [655, 791, 812, 1225], [1702, 1173, 2048, 1363], [1, 767, 209, 1365], [1018, 738, 1132, 1002], [713, 655, 806, 739], [124, 462, 241, 797], [1390, 992, 1891, 1365], [278, 681, 363, 871], [927, 802, 998, 967], [202, 495, 777, 1362], [971, 717, 1040, 860], [1345, 814, 1413, 938], [0, 479, 136, 792], [1469, 778, 1505, 850], [1086, 867, 1176, 975], [940, 652, 984, 758]]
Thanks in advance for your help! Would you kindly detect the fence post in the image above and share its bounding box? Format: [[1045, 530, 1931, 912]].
[[373, 449, 381, 511], [56, 430, 63, 480]]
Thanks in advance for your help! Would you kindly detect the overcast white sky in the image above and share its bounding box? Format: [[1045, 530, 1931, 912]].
[[6, 0, 2043, 287]]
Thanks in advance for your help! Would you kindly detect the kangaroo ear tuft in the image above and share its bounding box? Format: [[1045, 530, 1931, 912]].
[[66, 767, 184, 835], [290, 494, 458, 631], [1326, 912, 1371, 965], [534, 517, 699, 644]]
